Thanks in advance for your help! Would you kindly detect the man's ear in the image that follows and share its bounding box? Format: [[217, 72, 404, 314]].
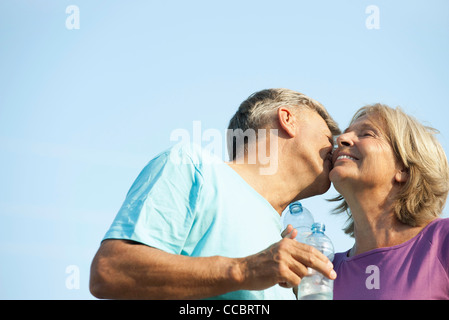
[[278, 107, 296, 138]]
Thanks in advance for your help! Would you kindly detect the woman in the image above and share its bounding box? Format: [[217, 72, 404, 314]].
[[329, 103, 449, 299]]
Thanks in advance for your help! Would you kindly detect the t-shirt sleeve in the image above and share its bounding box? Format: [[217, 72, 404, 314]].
[[103, 146, 203, 254], [437, 218, 449, 278]]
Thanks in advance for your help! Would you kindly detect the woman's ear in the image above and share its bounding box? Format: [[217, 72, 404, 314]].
[[278, 107, 297, 138], [395, 167, 409, 184]]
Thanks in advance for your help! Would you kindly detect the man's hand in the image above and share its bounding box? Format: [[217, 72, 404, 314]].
[[281, 224, 298, 239], [235, 237, 336, 290]]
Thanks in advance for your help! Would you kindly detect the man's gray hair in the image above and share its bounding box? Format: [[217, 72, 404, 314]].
[[227, 88, 340, 160]]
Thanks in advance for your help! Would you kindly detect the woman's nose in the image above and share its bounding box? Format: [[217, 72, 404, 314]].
[[337, 133, 354, 147]]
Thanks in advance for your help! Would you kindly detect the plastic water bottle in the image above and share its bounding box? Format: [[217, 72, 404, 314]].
[[282, 201, 314, 243], [297, 223, 335, 300]]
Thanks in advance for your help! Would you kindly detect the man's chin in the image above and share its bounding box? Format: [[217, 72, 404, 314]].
[[318, 180, 332, 195], [313, 175, 332, 196]]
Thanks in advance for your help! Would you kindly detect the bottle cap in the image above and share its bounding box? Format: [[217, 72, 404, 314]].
[[311, 222, 326, 232], [289, 202, 303, 214]]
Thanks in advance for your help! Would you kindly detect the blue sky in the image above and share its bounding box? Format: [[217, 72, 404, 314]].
[[1, 0, 448, 299]]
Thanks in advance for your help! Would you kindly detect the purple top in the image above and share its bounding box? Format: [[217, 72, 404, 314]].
[[333, 218, 449, 300]]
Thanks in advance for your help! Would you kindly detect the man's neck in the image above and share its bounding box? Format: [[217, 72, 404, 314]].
[[226, 161, 298, 215]]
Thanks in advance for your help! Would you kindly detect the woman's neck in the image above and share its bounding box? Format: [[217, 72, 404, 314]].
[[344, 188, 425, 257]]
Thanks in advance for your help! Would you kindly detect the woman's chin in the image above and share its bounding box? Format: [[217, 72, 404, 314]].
[[329, 167, 340, 183], [329, 168, 348, 189]]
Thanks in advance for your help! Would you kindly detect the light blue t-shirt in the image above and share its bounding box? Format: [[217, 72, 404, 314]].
[[103, 143, 295, 300]]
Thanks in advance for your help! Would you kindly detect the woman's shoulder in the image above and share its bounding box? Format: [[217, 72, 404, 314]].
[[423, 217, 449, 237], [332, 250, 350, 267], [421, 218, 449, 257]]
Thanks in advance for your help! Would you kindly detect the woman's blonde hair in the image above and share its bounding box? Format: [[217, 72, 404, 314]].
[[331, 103, 449, 236]]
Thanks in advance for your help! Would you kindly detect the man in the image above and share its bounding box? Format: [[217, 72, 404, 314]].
[[89, 88, 340, 299]]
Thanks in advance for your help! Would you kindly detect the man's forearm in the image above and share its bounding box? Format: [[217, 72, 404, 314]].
[[89, 239, 244, 299], [90, 237, 335, 299]]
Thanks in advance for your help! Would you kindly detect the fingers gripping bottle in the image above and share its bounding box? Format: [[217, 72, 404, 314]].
[[297, 223, 335, 300], [283, 201, 314, 243]]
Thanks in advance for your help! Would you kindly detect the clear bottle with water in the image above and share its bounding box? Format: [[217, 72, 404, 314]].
[[282, 201, 314, 243], [297, 222, 335, 300]]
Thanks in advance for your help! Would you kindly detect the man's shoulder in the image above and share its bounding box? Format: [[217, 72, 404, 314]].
[[159, 142, 224, 167], [133, 143, 211, 188]]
